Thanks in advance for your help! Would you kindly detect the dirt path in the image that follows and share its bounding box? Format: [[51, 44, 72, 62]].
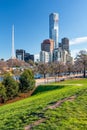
[[25, 118, 46, 130], [24, 95, 76, 130], [48, 95, 76, 109], [54, 84, 83, 86]]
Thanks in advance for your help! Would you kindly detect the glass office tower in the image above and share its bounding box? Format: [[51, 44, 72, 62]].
[[49, 13, 59, 48]]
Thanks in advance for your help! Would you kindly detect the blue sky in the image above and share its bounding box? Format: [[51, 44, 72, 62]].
[[0, 0, 87, 60]]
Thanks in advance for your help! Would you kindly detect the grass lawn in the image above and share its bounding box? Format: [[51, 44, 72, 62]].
[[0, 78, 87, 130]]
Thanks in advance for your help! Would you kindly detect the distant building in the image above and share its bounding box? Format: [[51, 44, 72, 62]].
[[40, 13, 73, 64], [16, 49, 25, 61], [53, 48, 64, 62], [40, 51, 52, 63], [61, 37, 69, 53], [16, 49, 34, 62], [49, 13, 59, 48], [53, 47, 73, 64], [66, 54, 74, 64], [34, 54, 40, 63], [24, 53, 34, 62], [40, 39, 54, 63], [41, 39, 54, 52]]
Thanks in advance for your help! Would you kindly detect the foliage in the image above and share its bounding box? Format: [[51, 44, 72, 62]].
[[19, 69, 35, 92], [66, 62, 74, 74], [0, 83, 7, 103], [75, 50, 87, 77], [49, 61, 65, 81], [0, 79, 87, 129], [2, 73, 19, 100], [37, 63, 49, 78]]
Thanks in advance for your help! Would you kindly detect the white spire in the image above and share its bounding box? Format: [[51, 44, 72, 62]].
[[12, 24, 15, 59]]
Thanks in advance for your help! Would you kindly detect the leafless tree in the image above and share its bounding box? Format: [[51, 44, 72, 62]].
[[66, 62, 74, 75], [0, 61, 8, 74], [49, 61, 65, 81], [75, 50, 87, 78], [37, 63, 49, 78]]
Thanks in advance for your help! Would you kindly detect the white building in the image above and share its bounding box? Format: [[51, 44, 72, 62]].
[[40, 51, 53, 63], [34, 54, 40, 63], [53, 48, 73, 64]]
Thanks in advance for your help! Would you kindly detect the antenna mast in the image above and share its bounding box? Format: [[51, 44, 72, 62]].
[[12, 24, 15, 59]]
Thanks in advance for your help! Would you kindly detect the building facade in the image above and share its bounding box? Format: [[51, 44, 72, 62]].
[[49, 13, 59, 49], [40, 51, 51, 63], [34, 54, 40, 63], [61, 37, 69, 53], [40, 39, 54, 63], [16, 49, 34, 62], [53, 37, 73, 64], [16, 49, 25, 61], [41, 39, 54, 52]]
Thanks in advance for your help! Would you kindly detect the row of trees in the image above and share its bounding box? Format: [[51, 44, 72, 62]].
[[33, 50, 87, 78], [0, 69, 35, 103]]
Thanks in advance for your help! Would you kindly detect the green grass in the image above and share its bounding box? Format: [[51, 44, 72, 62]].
[[0, 79, 87, 130]]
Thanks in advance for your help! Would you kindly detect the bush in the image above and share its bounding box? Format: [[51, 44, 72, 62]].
[[19, 69, 35, 92], [2, 73, 19, 100], [0, 83, 7, 103]]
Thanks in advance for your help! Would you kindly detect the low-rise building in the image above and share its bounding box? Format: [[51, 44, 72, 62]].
[[16, 49, 34, 62]]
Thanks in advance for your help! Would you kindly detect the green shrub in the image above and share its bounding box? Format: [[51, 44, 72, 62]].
[[2, 73, 19, 100], [19, 69, 35, 92], [0, 83, 7, 103]]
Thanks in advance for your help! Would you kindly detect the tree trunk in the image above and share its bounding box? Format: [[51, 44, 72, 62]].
[[83, 66, 86, 78], [44, 74, 46, 79]]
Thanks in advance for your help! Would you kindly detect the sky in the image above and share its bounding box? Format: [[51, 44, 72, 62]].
[[0, 0, 87, 60]]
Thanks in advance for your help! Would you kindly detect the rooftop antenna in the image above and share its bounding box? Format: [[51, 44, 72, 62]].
[[12, 24, 16, 59]]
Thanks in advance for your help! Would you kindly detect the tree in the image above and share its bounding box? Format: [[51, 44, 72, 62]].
[[2, 73, 19, 100], [37, 63, 49, 78], [66, 62, 74, 75], [19, 69, 35, 92], [75, 50, 87, 78], [28, 60, 35, 67], [0, 83, 7, 103], [49, 61, 65, 81], [74, 60, 83, 74]]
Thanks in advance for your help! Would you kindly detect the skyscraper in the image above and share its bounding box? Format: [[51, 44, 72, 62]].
[[49, 13, 59, 48], [40, 39, 54, 63], [61, 37, 69, 53], [41, 39, 54, 52]]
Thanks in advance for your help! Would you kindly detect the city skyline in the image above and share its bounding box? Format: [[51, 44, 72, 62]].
[[0, 0, 87, 60]]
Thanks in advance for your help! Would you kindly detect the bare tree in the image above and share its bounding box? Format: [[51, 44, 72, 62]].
[[66, 62, 74, 75], [49, 61, 65, 82], [37, 63, 49, 78], [75, 50, 87, 78], [74, 60, 83, 74], [0, 61, 8, 74]]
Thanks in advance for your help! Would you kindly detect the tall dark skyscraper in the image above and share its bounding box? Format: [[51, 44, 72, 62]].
[[49, 13, 59, 49], [61, 37, 69, 53]]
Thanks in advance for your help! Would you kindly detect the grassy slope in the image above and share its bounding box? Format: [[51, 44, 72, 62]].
[[0, 79, 87, 130]]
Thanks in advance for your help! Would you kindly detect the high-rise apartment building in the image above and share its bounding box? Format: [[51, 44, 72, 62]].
[[40, 39, 54, 63], [61, 38, 69, 53], [49, 13, 59, 48], [41, 39, 54, 52], [40, 51, 51, 63]]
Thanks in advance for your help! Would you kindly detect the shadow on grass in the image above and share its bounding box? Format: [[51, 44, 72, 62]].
[[32, 85, 65, 95]]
